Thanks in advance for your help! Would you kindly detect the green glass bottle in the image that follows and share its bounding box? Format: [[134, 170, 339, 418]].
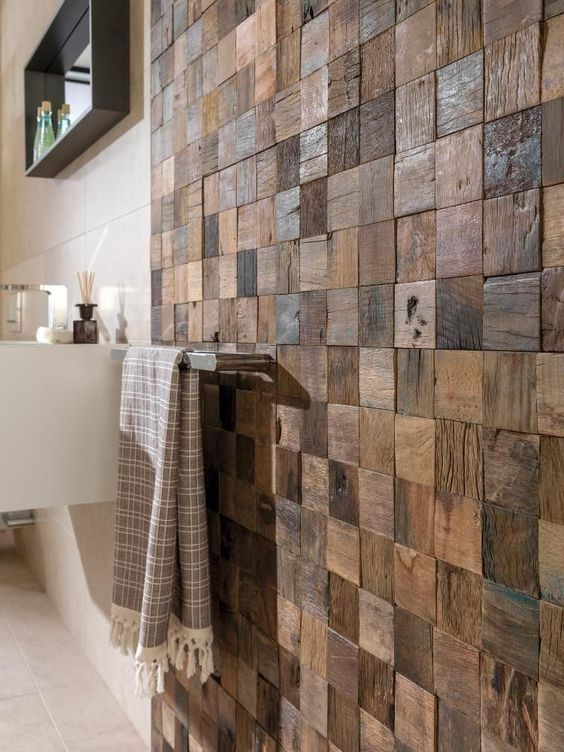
[[32, 106, 42, 163], [37, 100, 55, 157], [57, 103, 71, 139]]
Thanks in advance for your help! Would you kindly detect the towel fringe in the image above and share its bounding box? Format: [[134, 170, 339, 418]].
[[135, 650, 169, 697], [109, 606, 140, 657], [166, 616, 215, 684]]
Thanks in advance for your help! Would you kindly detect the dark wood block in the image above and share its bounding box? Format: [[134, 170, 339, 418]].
[[394, 280, 436, 349], [436, 276, 483, 350], [481, 652, 538, 752], [360, 529, 393, 601], [483, 0, 542, 45], [395, 673, 437, 752], [361, 28, 394, 101], [277, 134, 300, 192], [538, 679, 564, 752], [483, 273, 541, 351], [359, 220, 395, 285], [482, 581, 539, 679], [328, 108, 360, 174], [301, 400, 328, 457], [540, 600, 564, 689], [483, 428, 540, 515], [327, 48, 361, 118], [436, 561, 481, 648], [437, 0, 481, 66], [328, 346, 359, 405], [328, 685, 360, 752], [436, 418, 483, 500], [434, 628, 480, 723], [360, 91, 395, 163], [435, 490, 482, 574], [485, 24, 540, 121], [204, 213, 219, 257], [436, 201, 482, 279], [436, 50, 483, 137], [329, 571, 359, 643], [484, 108, 542, 199], [436, 125, 483, 208], [275, 446, 302, 504], [540, 436, 564, 524], [359, 284, 394, 347], [394, 143, 436, 217], [299, 291, 327, 345], [396, 348, 435, 418], [395, 478, 434, 555], [327, 628, 359, 700], [438, 702, 480, 752], [237, 248, 257, 298], [542, 267, 564, 351], [395, 4, 436, 87], [483, 352, 537, 433], [394, 606, 434, 692], [359, 650, 394, 729], [396, 73, 435, 152], [329, 459, 359, 525], [543, 97, 564, 186], [483, 503, 539, 597], [483, 189, 540, 275], [301, 178, 328, 237]]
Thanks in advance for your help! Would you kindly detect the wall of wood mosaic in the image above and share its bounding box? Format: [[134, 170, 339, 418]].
[[150, 0, 564, 749]]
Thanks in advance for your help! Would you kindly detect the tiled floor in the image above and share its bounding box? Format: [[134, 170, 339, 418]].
[[0, 539, 146, 752]]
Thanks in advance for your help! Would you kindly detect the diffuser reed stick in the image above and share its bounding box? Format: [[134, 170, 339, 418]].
[[77, 271, 95, 305]]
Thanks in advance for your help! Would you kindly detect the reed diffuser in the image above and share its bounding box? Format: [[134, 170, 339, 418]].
[[74, 271, 98, 344]]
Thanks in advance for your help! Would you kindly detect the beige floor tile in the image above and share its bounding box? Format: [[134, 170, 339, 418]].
[[0, 617, 36, 702], [0, 694, 66, 752]]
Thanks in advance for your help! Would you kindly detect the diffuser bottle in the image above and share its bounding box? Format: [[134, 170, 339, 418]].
[[37, 101, 55, 157], [32, 107, 42, 162], [57, 104, 71, 139], [73, 272, 98, 344]]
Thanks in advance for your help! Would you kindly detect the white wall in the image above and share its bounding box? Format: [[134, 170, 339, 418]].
[[0, 0, 152, 743]]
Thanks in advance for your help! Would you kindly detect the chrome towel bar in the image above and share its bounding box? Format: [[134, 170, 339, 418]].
[[111, 347, 273, 372]]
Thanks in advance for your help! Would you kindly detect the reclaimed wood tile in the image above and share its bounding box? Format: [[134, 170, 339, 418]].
[[437, 50, 483, 137], [483, 273, 541, 351], [395, 673, 437, 752], [437, 560, 482, 647], [326, 518, 360, 585], [328, 48, 361, 118], [437, 276, 483, 350], [483, 352, 538, 433], [543, 97, 564, 186], [484, 107, 542, 198], [434, 628, 481, 722], [358, 588, 394, 663], [396, 211, 435, 283], [437, 1, 481, 67], [359, 347, 395, 410], [436, 201, 483, 278], [482, 581, 539, 679], [329, 458, 359, 525], [485, 24, 540, 121], [327, 628, 359, 701], [543, 13, 564, 103], [396, 347, 434, 417], [435, 490, 482, 574], [359, 649, 394, 728], [395, 477, 434, 554], [359, 156, 394, 225], [300, 123, 328, 183], [394, 543, 436, 623], [301, 9, 329, 77], [539, 680, 564, 752], [544, 184, 564, 268], [483, 0, 542, 46], [394, 606, 434, 691], [359, 284, 394, 347], [483, 190, 540, 276], [540, 518, 564, 606], [360, 407, 395, 474], [327, 287, 359, 345], [359, 467, 394, 540], [329, 0, 359, 61], [540, 601, 564, 688], [328, 108, 360, 174], [394, 280, 436, 349], [436, 418, 483, 499], [394, 143, 436, 217], [328, 685, 360, 751], [542, 267, 564, 352], [361, 28, 395, 101], [360, 529, 394, 600], [360, 709, 395, 752], [359, 93, 395, 163], [435, 350, 483, 423], [438, 701, 481, 752], [481, 652, 538, 752], [436, 125, 483, 208], [301, 66, 329, 130], [358, 220, 395, 285], [395, 4, 436, 87], [327, 167, 360, 231], [540, 435, 564, 525], [483, 428, 540, 515], [396, 73, 435, 152], [395, 414, 435, 486]]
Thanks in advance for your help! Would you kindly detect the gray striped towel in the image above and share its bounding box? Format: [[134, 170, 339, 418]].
[[110, 347, 214, 697]]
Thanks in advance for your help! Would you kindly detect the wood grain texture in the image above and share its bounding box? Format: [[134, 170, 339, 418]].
[[396, 210, 435, 283], [483, 428, 540, 515], [435, 350, 483, 424], [540, 436, 564, 525], [483, 273, 541, 351], [543, 96, 564, 187], [395, 673, 437, 752], [436, 276, 483, 351], [394, 606, 434, 691], [539, 681, 564, 752], [483, 352, 537, 433], [483, 190, 540, 276], [436, 201, 482, 279], [437, 561, 482, 648], [436, 418, 483, 500], [438, 701, 481, 752], [437, 0, 481, 66], [394, 143, 436, 217], [433, 628, 480, 722], [395, 414, 435, 487], [395, 478, 435, 555], [539, 518, 564, 606], [435, 490, 482, 574], [540, 600, 564, 689], [483, 0, 542, 46], [542, 13, 564, 103], [394, 543, 437, 623], [537, 353, 564, 436], [436, 125, 483, 209], [542, 267, 564, 352], [396, 73, 435, 152], [394, 280, 436, 349], [396, 348, 435, 418]]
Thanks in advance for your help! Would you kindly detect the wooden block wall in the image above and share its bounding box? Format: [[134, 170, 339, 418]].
[[150, 0, 564, 750]]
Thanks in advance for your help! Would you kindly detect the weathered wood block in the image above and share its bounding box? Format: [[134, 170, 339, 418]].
[[360, 407, 395, 474], [543, 97, 564, 187], [327, 403, 359, 464], [329, 571, 359, 643], [394, 605, 434, 691], [539, 680, 564, 752], [326, 517, 360, 585], [300, 665, 328, 738], [434, 628, 480, 722], [436, 201, 482, 279], [542, 267, 564, 352], [438, 701, 481, 752], [359, 347, 395, 410], [543, 13, 564, 103], [395, 673, 437, 752], [327, 227, 358, 289], [359, 467, 394, 540], [483, 352, 537, 433], [301, 178, 327, 238], [329, 458, 359, 525], [395, 4, 436, 87], [394, 543, 437, 623], [327, 167, 360, 231], [483, 428, 539, 515], [540, 436, 564, 525], [300, 122, 328, 184], [301, 66, 329, 130], [360, 708, 395, 752], [437, 560, 482, 648], [436, 125, 483, 208], [482, 581, 539, 679], [483, 503, 539, 596], [484, 189, 540, 276], [396, 210, 435, 283], [396, 347, 435, 418], [328, 685, 360, 751], [395, 414, 435, 486], [329, 0, 360, 61], [361, 28, 395, 101], [394, 280, 436, 349], [361, 528, 393, 601], [359, 220, 395, 285], [484, 108, 542, 198], [483, 273, 541, 351], [299, 291, 326, 346], [359, 156, 394, 225], [359, 0, 395, 43], [395, 477, 434, 555], [360, 92, 395, 163], [301, 9, 329, 77], [436, 276, 483, 350], [481, 652, 538, 752], [435, 490, 482, 575], [327, 627, 359, 700], [327, 48, 360, 118], [328, 108, 360, 174], [537, 356, 564, 436], [436, 418, 483, 499], [359, 284, 394, 347], [396, 73, 435, 152], [435, 350, 483, 423], [394, 143, 436, 217], [359, 649, 394, 730], [436, 50, 483, 137], [540, 518, 564, 606], [483, 0, 541, 46], [544, 184, 564, 268], [276, 187, 300, 241], [437, 0, 482, 66], [540, 601, 564, 689], [299, 235, 328, 291], [327, 287, 359, 345]]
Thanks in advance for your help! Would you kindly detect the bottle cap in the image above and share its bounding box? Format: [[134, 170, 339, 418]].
[[61, 103, 71, 114], [41, 100, 52, 112]]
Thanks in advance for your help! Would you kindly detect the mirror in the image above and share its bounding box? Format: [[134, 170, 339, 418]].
[[63, 44, 92, 126]]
